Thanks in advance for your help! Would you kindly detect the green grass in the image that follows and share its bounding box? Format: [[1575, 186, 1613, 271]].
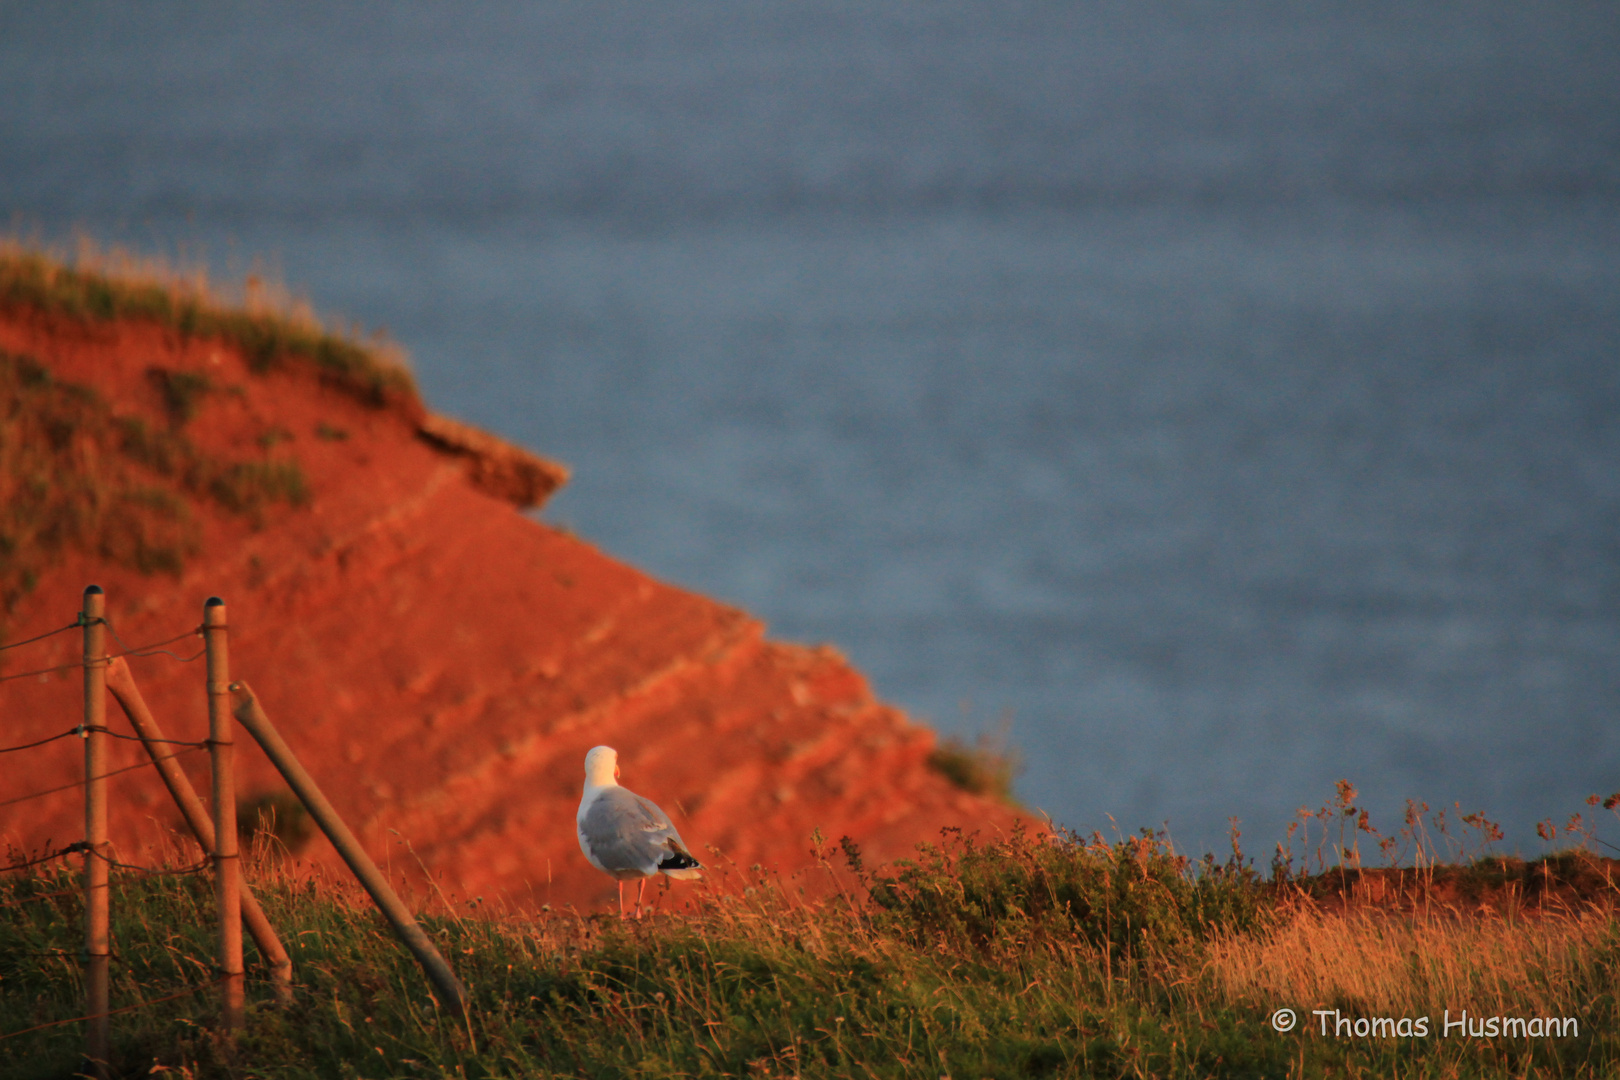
[[0, 350, 309, 633], [2, 825, 1614, 1079], [0, 243, 417, 409], [927, 720, 1022, 805]]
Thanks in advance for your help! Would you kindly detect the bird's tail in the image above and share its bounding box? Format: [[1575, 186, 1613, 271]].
[[658, 844, 702, 880]]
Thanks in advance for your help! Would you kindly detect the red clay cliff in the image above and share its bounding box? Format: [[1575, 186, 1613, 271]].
[[0, 277, 1027, 913]]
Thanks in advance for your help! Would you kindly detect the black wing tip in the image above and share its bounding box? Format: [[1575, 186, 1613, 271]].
[[658, 851, 702, 871]]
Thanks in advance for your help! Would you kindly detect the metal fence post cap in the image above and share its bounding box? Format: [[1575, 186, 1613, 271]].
[[84, 585, 103, 596]]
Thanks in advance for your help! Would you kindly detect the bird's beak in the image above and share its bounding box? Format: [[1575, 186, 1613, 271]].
[[615, 766, 621, 778]]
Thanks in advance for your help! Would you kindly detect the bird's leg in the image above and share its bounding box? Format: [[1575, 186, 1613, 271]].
[[635, 878, 648, 920], [617, 880, 627, 920]]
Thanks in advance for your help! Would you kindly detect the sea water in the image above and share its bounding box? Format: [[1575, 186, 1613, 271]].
[[3, 3, 1617, 856]]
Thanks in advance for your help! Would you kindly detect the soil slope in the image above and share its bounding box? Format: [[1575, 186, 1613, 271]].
[[0, 283, 1026, 913]]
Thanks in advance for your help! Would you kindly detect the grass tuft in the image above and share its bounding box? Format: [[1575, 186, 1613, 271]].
[[0, 241, 417, 409], [862, 824, 1269, 965], [928, 730, 1022, 804], [238, 791, 317, 857]]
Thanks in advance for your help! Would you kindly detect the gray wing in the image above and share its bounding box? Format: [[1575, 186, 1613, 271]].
[[581, 787, 696, 877]]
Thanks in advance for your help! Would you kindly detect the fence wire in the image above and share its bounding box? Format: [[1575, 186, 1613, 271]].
[[0, 661, 79, 685], [0, 621, 204, 685], [0, 887, 80, 910], [0, 746, 205, 810], [100, 618, 205, 663], [0, 621, 80, 654], [2, 727, 207, 757], [101, 727, 208, 748], [85, 847, 211, 878], [0, 728, 81, 755], [1, 842, 88, 874], [0, 976, 232, 1043]]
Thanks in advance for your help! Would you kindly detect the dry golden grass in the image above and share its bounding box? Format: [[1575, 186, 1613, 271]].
[[2, 235, 407, 365], [0, 239, 415, 404], [1201, 903, 1616, 1025]]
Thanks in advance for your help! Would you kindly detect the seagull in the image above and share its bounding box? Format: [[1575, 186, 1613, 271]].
[[576, 745, 702, 918]]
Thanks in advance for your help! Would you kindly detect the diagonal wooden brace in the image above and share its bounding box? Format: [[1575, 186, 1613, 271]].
[[105, 656, 294, 1003], [230, 681, 469, 1014]]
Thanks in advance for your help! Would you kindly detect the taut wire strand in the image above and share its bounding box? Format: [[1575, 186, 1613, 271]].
[[0, 728, 80, 754], [0, 746, 205, 809], [1, 842, 89, 873], [0, 663, 79, 685], [0, 624, 206, 684], [84, 847, 211, 877], [101, 727, 207, 748], [99, 617, 204, 662], [0, 976, 231, 1042], [0, 621, 80, 653]]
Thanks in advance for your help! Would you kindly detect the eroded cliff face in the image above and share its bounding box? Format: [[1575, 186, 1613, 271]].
[[0, 302, 1025, 912]]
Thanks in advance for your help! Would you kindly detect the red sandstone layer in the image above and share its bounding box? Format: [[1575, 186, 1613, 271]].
[[0, 309, 1025, 913]]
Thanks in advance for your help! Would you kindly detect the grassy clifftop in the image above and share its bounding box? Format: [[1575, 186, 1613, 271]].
[[2, 827, 1614, 1079], [0, 244, 418, 408]]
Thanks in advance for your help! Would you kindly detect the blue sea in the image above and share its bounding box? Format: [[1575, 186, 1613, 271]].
[[4, 2, 1618, 858]]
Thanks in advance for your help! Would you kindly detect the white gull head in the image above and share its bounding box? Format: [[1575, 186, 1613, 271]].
[[583, 745, 620, 788]]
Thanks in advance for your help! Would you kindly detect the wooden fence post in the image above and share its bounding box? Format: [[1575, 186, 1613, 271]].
[[105, 656, 294, 1002], [229, 682, 470, 1014], [81, 585, 111, 1080], [205, 598, 244, 1030]]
